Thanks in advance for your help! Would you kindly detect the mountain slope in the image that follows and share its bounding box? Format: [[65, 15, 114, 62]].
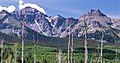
[[72, 9, 120, 43]]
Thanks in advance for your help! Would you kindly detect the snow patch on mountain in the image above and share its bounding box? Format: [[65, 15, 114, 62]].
[[45, 17, 52, 22], [35, 20, 48, 36]]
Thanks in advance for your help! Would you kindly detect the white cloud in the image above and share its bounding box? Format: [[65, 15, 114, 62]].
[[0, 5, 16, 13], [19, 0, 46, 14]]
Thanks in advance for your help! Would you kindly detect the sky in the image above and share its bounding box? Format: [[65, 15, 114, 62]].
[[0, 0, 120, 18]]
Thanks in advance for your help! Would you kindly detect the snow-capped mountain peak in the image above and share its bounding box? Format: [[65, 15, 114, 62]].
[[19, 0, 46, 14]]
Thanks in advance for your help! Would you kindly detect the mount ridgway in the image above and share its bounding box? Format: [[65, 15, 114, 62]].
[[0, 7, 120, 43]]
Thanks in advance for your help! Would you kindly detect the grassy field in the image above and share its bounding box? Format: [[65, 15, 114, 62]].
[[1, 42, 120, 63]]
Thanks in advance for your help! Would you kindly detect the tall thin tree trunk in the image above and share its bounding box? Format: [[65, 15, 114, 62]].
[[22, 22, 24, 63], [68, 28, 71, 63], [97, 41, 100, 63], [115, 50, 118, 62], [83, 18, 88, 63], [1, 39, 4, 63], [100, 31, 104, 63], [84, 26, 88, 63], [34, 44, 36, 63], [58, 49, 62, 63], [71, 33, 74, 63], [14, 43, 18, 63], [115, 42, 118, 62], [33, 34, 36, 63]]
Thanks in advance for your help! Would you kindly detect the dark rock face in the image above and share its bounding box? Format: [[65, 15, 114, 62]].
[[0, 10, 21, 36], [58, 17, 78, 37]]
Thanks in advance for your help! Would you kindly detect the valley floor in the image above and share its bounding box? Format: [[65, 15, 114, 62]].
[[1, 43, 120, 63]]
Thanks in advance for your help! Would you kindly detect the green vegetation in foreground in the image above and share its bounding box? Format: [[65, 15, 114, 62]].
[[0, 43, 120, 63]]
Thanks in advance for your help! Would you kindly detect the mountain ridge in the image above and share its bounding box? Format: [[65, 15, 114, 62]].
[[0, 7, 120, 43]]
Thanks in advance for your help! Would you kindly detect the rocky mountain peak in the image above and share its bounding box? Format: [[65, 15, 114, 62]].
[[12, 7, 47, 23], [76, 9, 115, 36], [20, 6, 45, 14], [52, 15, 64, 20], [83, 9, 106, 16]]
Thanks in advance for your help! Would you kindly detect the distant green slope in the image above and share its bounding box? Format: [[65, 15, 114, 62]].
[[0, 26, 120, 48]]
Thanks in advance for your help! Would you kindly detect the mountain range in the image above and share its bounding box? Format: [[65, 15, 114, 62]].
[[0, 7, 120, 44]]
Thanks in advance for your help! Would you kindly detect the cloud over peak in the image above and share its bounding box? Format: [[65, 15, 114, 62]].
[[0, 5, 16, 13], [19, 0, 46, 14], [0, 0, 46, 14]]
